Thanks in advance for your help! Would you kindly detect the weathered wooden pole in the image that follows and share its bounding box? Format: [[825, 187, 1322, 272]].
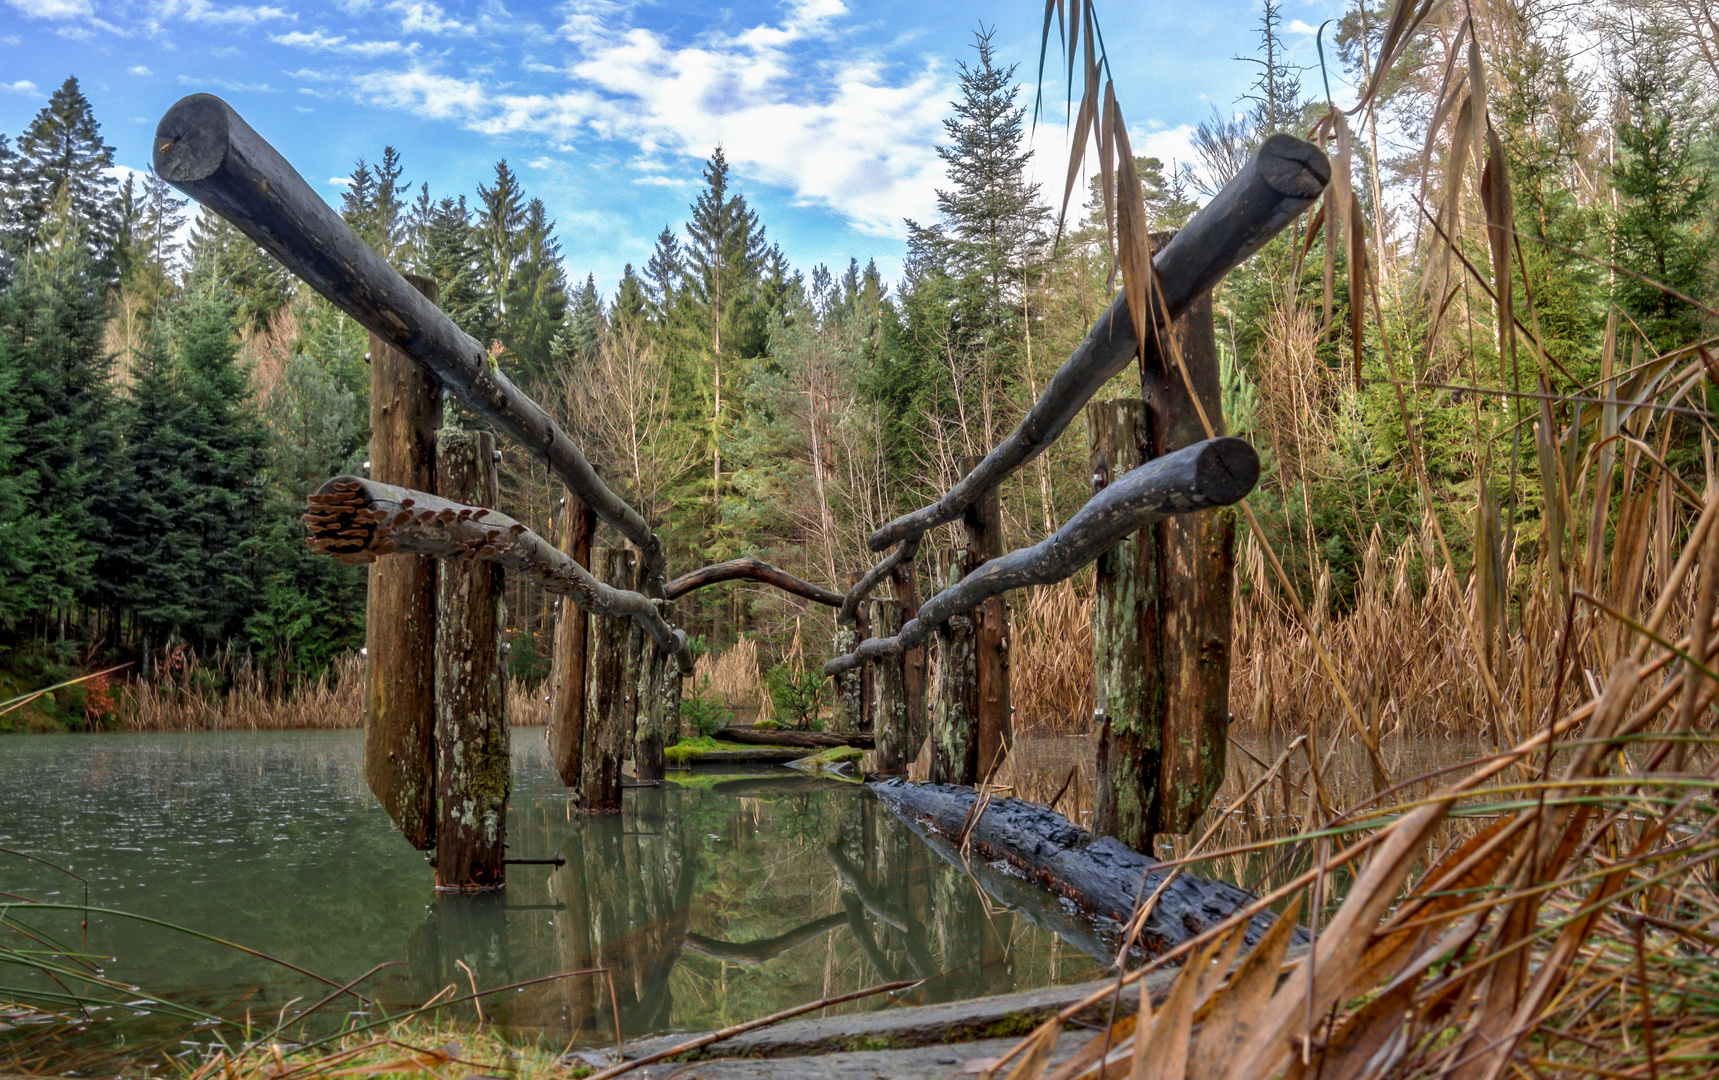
[[433, 430, 508, 891], [365, 272, 441, 850], [961, 455, 1012, 777], [1088, 399, 1164, 846], [868, 599, 909, 774], [927, 548, 979, 785], [548, 492, 596, 787], [634, 638, 682, 781], [890, 560, 927, 755], [582, 546, 636, 812], [1144, 286, 1234, 832], [832, 576, 869, 734]]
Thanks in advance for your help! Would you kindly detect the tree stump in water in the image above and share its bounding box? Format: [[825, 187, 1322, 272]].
[[582, 546, 636, 812], [548, 492, 595, 787], [365, 272, 441, 850], [869, 598, 909, 774], [927, 548, 978, 785], [433, 427, 509, 890]]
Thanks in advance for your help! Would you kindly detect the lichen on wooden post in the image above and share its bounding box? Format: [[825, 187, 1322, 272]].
[[832, 623, 863, 733], [869, 598, 909, 774], [433, 426, 509, 891], [927, 548, 978, 786], [1088, 398, 1164, 848], [548, 492, 595, 787], [960, 455, 1012, 778], [582, 546, 636, 812], [890, 560, 927, 755], [365, 272, 441, 850]]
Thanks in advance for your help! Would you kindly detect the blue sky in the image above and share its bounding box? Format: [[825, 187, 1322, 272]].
[[0, 0, 1351, 292]]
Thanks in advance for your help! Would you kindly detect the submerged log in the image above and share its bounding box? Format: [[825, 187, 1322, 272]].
[[868, 778, 1306, 955], [363, 272, 440, 851], [867, 134, 1329, 553], [303, 476, 691, 674], [665, 558, 843, 607], [433, 428, 510, 891], [713, 727, 874, 750], [548, 492, 596, 787], [154, 94, 674, 599], [826, 437, 1260, 675]]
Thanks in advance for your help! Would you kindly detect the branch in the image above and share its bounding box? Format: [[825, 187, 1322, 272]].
[[837, 538, 919, 626], [826, 437, 1259, 675], [866, 134, 1326, 553], [305, 476, 691, 675], [665, 558, 844, 607]]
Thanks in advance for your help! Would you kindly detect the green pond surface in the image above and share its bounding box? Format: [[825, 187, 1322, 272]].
[[0, 729, 1106, 1061]]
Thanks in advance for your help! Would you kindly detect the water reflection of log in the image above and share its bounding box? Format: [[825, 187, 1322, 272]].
[[684, 912, 846, 965], [543, 786, 694, 1042], [709, 775, 862, 798]]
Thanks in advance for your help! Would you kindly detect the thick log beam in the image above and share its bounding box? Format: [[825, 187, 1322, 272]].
[[713, 727, 874, 749], [866, 134, 1327, 553], [869, 779, 1305, 954], [303, 476, 692, 675], [664, 558, 843, 607], [825, 437, 1260, 675], [153, 94, 672, 595]]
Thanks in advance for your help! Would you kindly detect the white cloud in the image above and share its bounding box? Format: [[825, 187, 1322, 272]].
[[162, 1, 295, 26], [177, 74, 275, 92], [274, 29, 413, 56], [328, 176, 353, 186], [2, 79, 39, 95], [632, 174, 694, 188], [392, 1, 471, 35], [5, 0, 92, 19], [128, 64, 152, 75], [1287, 20, 1322, 35], [525, 156, 555, 169]]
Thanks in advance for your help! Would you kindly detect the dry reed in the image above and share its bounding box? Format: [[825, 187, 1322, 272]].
[[120, 651, 366, 731], [1010, 579, 1095, 736]]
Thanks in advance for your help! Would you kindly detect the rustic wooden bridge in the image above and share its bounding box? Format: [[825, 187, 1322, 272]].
[[153, 93, 1328, 895]]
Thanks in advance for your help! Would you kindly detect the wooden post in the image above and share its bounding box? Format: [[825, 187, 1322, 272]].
[[582, 546, 636, 812], [548, 493, 595, 787], [961, 455, 1012, 777], [1088, 399, 1163, 847], [832, 580, 865, 733], [365, 272, 441, 850], [927, 548, 979, 786], [890, 560, 927, 755], [869, 598, 909, 774], [1144, 286, 1234, 832], [433, 428, 509, 890], [846, 571, 876, 726]]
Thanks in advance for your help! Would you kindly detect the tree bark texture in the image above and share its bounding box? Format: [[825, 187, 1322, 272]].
[[1088, 400, 1164, 847], [961, 455, 1011, 778], [832, 622, 862, 733], [869, 779, 1305, 956], [364, 272, 441, 850], [548, 492, 596, 787], [867, 134, 1328, 553], [583, 546, 636, 813], [153, 94, 674, 598], [1146, 289, 1234, 833], [632, 611, 682, 783], [927, 548, 978, 786], [824, 437, 1259, 676], [433, 428, 509, 891], [890, 560, 928, 752], [869, 598, 909, 774], [664, 558, 843, 607]]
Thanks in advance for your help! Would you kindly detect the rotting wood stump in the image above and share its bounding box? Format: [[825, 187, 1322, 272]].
[[869, 778, 1305, 954], [433, 427, 509, 891]]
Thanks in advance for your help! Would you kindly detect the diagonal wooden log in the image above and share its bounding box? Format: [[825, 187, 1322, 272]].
[[825, 437, 1260, 675], [304, 476, 692, 675], [153, 93, 672, 598], [865, 134, 1327, 554], [665, 558, 844, 607]]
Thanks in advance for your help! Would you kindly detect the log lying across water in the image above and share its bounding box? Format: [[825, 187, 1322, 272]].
[[868, 778, 1306, 955], [713, 726, 875, 750]]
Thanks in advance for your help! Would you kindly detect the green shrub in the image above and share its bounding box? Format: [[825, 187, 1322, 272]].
[[679, 676, 729, 738], [765, 663, 826, 731]]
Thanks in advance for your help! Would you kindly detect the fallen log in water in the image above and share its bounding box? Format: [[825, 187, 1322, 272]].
[[714, 726, 874, 750], [868, 778, 1306, 955], [685, 913, 847, 965]]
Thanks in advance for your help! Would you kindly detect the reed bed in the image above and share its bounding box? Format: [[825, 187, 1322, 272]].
[[119, 651, 367, 731]]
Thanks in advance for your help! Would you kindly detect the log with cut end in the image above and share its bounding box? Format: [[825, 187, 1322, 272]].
[[303, 476, 691, 674], [825, 437, 1260, 675], [868, 778, 1306, 955]]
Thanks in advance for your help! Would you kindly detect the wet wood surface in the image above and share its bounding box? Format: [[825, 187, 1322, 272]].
[[548, 493, 595, 787]]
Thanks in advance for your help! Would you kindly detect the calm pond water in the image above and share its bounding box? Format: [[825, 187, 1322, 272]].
[[0, 729, 1105, 1062]]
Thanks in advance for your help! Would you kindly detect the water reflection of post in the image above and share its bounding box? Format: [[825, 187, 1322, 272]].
[[402, 890, 513, 1010], [547, 785, 693, 1044]]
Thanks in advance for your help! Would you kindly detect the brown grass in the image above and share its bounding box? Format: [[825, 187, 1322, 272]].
[[1010, 579, 1095, 736]]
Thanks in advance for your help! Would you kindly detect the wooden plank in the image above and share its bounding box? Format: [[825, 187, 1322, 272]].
[[547, 492, 595, 787], [433, 428, 509, 891], [927, 548, 978, 786], [868, 598, 909, 774], [866, 133, 1329, 553], [961, 454, 1012, 777], [582, 546, 635, 812], [1088, 398, 1164, 847], [824, 437, 1260, 675], [363, 272, 440, 851]]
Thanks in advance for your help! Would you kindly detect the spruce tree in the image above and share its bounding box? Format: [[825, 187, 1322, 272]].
[[0, 313, 45, 630], [2, 77, 120, 277], [476, 160, 526, 325], [185, 210, 292, 333], [612, 263, 649, 334], [644, 225, 683, 325], [411, 192, 493, 342], [502, 198, 569, 380], [341, 147, 409, 259]]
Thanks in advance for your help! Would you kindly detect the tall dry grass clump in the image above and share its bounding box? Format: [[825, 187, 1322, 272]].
[[1011, 579, 1094, 735], [120, 651, 366, 731], [693, 637, 765, 719]]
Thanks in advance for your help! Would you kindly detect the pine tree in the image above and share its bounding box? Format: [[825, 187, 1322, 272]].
[[0, 312, 45, 630], [1, 77, 120, 277], [476, 160, 526, 325], [683, 146, 769, 505], [644, 225, 683, 325], [341, 147, 409, 259], [502, 197, 568, 380], [185, 209, 292, 333], [612, 263, 649, 334], [411, 191, 493, 343], [116, 168, 187, 320], [559, 272, 604, 368]]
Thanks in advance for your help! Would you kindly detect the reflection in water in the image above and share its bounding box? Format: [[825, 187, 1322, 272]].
[[0, 731, 1104, 1059]]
